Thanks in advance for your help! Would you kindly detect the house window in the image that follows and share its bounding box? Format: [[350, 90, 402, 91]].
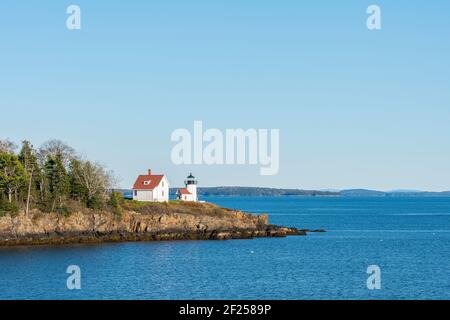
[[162, 191, 165, 197], [134, 190, 137, 196], [144, 180, 151, 186], [162, 181, 164, 187]]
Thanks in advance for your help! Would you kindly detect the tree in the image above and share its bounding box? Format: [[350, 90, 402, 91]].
[[38, 139, 76, 169], [108, 190, 124, 217], [0, 139, 17, 154], [0, 138, 119, 216], [0, 153, 26, 203], [72, 160, 114, 208], [68, 158, 86, 201], [19, 141, 41, 215], [45, 153, 70, 212]]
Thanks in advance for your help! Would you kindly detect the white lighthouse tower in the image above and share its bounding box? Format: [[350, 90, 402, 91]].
[[185, 173, 198, 202]]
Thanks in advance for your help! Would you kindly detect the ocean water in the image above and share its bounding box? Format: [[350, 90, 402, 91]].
[[0, 196, 449, 300]]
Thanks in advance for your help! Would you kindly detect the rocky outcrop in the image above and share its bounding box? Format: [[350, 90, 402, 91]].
[[0, 202, 311, 247]]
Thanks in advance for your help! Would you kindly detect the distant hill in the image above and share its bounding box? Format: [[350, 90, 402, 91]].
[[202, 187, 450, 197], [340, 189, 386, 197], [388, 189, 424, 193], [115, 187, 450, 198], [341, 189, 450, 197], [182, 187, 338, 197]]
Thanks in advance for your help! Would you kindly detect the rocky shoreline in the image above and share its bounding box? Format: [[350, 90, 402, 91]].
[[0, 226, 309, 247], [0, 202, 324, 247]]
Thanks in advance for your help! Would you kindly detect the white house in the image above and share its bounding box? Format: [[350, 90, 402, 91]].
[[132, 169, 169, 202], [176, 173, 198, 202]]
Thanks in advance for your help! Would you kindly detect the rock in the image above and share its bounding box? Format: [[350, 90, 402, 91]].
[[299, 229, 327, 233], [0, 203, 310, 247]]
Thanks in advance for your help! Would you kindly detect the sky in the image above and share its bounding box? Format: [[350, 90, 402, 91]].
[[1, 1, 450, 191]]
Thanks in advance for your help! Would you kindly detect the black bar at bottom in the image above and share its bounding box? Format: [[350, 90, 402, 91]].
[[0, 300, 448, 318]]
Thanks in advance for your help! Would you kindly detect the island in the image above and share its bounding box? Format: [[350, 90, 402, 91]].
[[0, 139, 323, 247], [0, 201, 320, 246]]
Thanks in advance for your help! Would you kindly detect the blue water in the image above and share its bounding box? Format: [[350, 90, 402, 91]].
[[1, 196, 449, 300]]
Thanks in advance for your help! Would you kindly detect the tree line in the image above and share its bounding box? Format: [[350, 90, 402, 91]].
[[0, 139, 119, 216]]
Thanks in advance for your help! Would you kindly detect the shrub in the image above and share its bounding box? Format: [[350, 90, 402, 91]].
[[56, 205, 72, 217], [108, 191, 123, 207], [0, 198, 20, 217], [87, 195, 104, 210], [108, 191, 124, 217]]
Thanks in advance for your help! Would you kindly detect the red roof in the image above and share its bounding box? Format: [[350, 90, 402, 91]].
[[177, 188, 191, 195], [132, 173, 165, 190]]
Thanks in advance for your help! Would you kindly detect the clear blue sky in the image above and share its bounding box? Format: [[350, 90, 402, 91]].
[[1, 1, 449, 191]]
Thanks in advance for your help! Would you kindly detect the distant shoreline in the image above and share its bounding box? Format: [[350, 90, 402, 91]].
[[115, 187, 450, 198]]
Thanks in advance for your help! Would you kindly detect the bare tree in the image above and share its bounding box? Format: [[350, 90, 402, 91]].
[[73, 160, 115, 204], [34, 140, 76, 207], [25, 167, 34, 216], [0, 139, 17, 154], [38, 139, 76, 167]]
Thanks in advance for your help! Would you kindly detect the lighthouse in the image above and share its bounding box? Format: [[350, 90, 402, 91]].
[[184, 173, 198, 202], [176, 173, 199, 202]]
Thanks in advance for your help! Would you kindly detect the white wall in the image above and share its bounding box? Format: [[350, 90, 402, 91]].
[[179, 193, 196, 202], [186, 184, 197, 202], [133, 176, 169, 202], [133, 190, 153, 202], [153, 176, 169, 202]]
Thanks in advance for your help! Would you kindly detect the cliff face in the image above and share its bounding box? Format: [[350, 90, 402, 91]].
[[0, 202, 305, 246]]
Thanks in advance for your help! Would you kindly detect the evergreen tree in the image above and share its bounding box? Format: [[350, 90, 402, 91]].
[[19, 141, 35, 172], [45, 153, 70, 212], [0, 153, 26, 203], [68, 158, 87, 202], [0, 138, 117, 216], [108, 190, 124, 217]]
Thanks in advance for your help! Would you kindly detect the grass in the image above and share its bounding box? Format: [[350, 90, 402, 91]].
[[121, 199, 235, 218], [0, 199, 238, 220]]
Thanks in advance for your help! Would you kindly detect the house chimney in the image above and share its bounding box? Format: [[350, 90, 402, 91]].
[[148, 169, 152, 175]]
